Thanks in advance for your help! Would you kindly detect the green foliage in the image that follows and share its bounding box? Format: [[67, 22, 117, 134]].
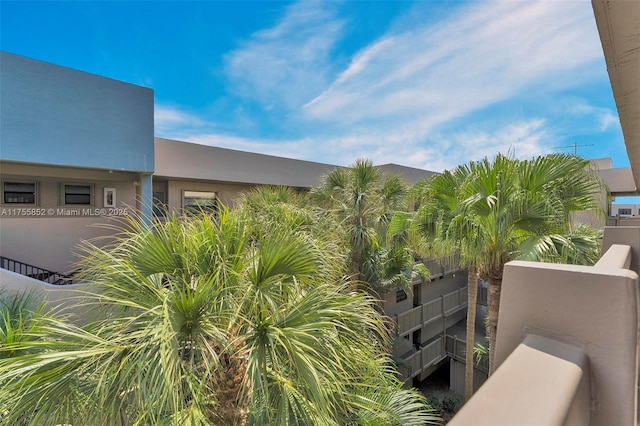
[[426, 394, 462, 420], [473, 343, 488, 366], [0, 203, 438, 425], [311, 159, 424, 295], [411, 152, 605, 372], [441, 395, 462, 414], [414, 153, 605, 275], [0, 290, 46, 357]]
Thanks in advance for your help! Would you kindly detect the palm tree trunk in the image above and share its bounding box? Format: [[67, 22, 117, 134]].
[[204, 336, 251, 426], [487, 271, 503, 375], [465, 267, 478, 401]]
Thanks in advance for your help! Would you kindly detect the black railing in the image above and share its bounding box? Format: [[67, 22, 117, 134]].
[[0, 256, 75, 285]]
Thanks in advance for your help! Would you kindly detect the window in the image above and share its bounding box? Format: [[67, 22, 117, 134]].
[[618, 208, 632, 216], [63, 184, 92, 205], [3, 181, 36, 204], [396, 289, 408, 303], [153, 191, 167, 218], [183, 191, 218, 216]]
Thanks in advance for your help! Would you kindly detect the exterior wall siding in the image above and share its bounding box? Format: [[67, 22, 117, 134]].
[[161, 179, 259, 216], [1, 163, 140, 271], [0, 52, 154, 173]]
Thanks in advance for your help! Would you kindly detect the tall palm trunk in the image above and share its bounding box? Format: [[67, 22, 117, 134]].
[[465, 267, 479, 401], [487, 270, 503, 374]]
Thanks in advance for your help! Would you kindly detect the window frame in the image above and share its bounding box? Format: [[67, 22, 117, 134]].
[[182, 190, 218, 216], [60, 183, 94, 206], [2, 181, 37, 205], [396, 289, 408, 303]]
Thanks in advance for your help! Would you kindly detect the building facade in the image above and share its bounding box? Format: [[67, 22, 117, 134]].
[[1, 47, 633, 398]]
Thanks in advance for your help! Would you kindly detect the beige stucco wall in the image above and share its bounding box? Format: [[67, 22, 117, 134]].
[[161, 179, 257, 215], [420, 271, 467, 302], [0, 52, 154, 174], [155, 138, 334, 189], [599, 167, 637, 195], [0, 162, 139, 272], [492, 260, 638, 425], [382, 287, 414, 317], [0, 268, 91, 319]]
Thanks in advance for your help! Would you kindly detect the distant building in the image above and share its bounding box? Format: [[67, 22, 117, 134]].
[[0, 52, 437, 273]]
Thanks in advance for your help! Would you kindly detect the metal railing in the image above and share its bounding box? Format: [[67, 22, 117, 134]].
[[0, 256, 75, 285]]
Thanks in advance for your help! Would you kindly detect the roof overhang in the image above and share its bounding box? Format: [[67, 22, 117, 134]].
[[592, 0, 640, 194]]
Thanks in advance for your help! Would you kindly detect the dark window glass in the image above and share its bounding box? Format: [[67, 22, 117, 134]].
[[65, 185, 91, 205], [3, 182, 35, 204], [153, 191, 167, 218]]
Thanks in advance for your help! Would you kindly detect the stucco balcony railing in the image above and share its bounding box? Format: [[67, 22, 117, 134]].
[[449, 226, 640, 426], [421, 255, 462, 280], [395, 286, 468, 336], [402, 336, 447, 380], [422, 297, 443, 325], [396, 305, 423, 336]]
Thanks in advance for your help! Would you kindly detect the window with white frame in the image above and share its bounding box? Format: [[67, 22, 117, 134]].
[[62, 184, 93, 205], [3, 181, 36, 204], [618, 208, 632, 216], [183, 190, 218, 216]]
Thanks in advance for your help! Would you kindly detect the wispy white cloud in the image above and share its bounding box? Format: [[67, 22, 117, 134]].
[[304, 1, 601, 128], [154, 103, 316, 159], [224, 1, 344, 109], [154, 104, 215, 135], [156, 0, 613, 174], [561, 98, 618, 132]]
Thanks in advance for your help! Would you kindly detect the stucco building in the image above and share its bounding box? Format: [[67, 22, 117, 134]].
[[1, 0, 638, 406]]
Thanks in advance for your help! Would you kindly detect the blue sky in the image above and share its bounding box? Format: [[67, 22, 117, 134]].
[[1, 1, 632, 181]]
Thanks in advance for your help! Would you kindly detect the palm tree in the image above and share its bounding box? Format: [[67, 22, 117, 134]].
[[417, 153, 604, 375], [394, 164, 482, 402], [310, 159, 419, 295], [0, 206, 438, 425]]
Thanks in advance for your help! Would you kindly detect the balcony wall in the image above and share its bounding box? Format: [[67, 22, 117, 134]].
[[0, 268, 91, 320], [607, 216, 640, 227], [449, 226, 640, 425], [395, 282, 475, 383], [395, 286, 468, 339]]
